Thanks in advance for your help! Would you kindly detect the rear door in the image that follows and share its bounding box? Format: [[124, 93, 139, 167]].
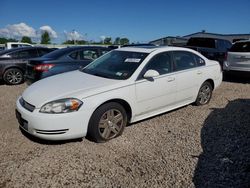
[[3, 49, 38, 72], [9, 48, 38, 64], [172, 51, 205, 105]]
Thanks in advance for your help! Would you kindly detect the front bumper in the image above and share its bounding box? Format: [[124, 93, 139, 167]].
[[16, 97, 90, 140]]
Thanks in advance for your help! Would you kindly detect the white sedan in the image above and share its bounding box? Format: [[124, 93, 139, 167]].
[[16, 47, 222, 142]]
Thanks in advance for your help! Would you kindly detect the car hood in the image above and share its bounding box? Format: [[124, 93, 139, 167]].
[[22, 70, 125, 108]]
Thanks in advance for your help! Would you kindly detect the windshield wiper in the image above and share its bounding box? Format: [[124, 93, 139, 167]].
[[92, 72, 111, 79]]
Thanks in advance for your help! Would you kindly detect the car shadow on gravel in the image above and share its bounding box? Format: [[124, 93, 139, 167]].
[[0, 80, 5, 85], [193, 99, 250, 188], [223, 72, 250, 84], [19, 128, 83, 145]]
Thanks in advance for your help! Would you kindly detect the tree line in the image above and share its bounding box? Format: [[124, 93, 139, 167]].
[[0, 31, 130, 45]]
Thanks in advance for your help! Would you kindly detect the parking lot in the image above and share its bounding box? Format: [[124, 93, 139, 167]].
[[0, 77, 249, 187]]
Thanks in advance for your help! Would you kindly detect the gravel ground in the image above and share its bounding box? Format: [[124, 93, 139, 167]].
[[0, 77, 249, 188]]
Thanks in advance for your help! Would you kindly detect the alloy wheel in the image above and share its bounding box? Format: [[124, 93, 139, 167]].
[[197, 85, 211, 105], [98, 109, 124, 140], [5, 69, 23, 84]]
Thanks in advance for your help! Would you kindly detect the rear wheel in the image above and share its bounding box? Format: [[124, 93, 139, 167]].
[[87, 102, 127, 143], [3, 68, 24, 85], [195, 81, 213, 106]]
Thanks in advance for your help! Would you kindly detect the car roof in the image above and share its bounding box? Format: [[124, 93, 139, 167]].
[[234, 39, 250, 43], [115, 46, 194, 53], [41, 45, 111, 59], [64, 46, 111, 50], [0, 46, 50, 55], [122, 43, 156, 47]]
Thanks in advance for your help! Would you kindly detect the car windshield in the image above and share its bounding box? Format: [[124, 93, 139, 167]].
[[81, 50, 149, 80]]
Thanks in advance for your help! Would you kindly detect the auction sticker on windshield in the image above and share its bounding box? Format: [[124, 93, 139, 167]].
[[124, 58, 141, 63]]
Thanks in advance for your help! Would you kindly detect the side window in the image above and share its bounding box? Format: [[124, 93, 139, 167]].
[[69, 51, 78, 60], [217, 40, 226, 51], [173, 51, 196, 71], [194, 54, 205, 66], [27, 49, 38, 58], [225, 41, 232, 50], [18, 50, 30, 58], [144, 52, 172, 75], [100, 49, 110, 55], [11, 44, 18, 48], [82, 50, 98, 60], [69, 50, 99, 60]]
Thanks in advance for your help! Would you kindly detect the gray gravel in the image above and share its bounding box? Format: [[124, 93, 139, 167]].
[[0, 78, 249, 188]]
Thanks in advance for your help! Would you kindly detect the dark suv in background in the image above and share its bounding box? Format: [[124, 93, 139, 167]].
[[186, 37, 232, 68], [0, 47, 54, 85], [25, 46, 112, 84]]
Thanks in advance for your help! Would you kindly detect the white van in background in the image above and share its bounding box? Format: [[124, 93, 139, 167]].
[[5, 42, 33, 49]]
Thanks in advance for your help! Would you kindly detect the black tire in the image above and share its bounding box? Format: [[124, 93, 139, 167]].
[[87, 102, 127, 143], [3, 68, 24, 85], [195, 81, 213, 106]]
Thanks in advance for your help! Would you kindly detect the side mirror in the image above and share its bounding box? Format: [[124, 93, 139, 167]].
[[143, 69, 159, 79]]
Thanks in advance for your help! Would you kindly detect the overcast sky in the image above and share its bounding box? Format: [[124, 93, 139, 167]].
[[0, 0, 250, 43]]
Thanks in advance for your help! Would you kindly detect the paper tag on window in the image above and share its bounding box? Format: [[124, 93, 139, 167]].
[[116, 72, 123, 76], [124, 58, 141, 63]]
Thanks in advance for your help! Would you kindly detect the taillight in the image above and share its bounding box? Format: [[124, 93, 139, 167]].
[[34, 64, 55, 72]]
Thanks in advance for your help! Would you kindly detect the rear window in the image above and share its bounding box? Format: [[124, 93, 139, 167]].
[[42, 48, 71, 59], [37, 48, 54, 56], [229, 42, 250, 52], [187, 38, 215, 48]]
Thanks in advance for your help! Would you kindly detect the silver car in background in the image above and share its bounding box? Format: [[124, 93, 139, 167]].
[[224, 40, 250, 72]]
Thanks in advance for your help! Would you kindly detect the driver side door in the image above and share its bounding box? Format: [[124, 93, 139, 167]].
[[134, 52, 177, 117]]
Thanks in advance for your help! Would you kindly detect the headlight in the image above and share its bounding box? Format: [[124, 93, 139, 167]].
[[40, 98, 83, 114]]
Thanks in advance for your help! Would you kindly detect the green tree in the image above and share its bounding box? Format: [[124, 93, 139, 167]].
[[120, 38, 129, 45], [62, 40, 74, 45], [0, 37, 18, 44], [104, 37, 112, 44], [62, 40, 87, 45], [41, 31, 51, 44], [114, 37, 120, 45], [21, 36, 32, 44], [77, 40, 87, 45]]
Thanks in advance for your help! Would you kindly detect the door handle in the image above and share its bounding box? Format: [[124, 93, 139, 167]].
[[197, 71, 202, 75], [167, 77, 175, 82]]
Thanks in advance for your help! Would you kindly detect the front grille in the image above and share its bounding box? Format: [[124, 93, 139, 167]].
[[35, 129, 69, 135], [16, 110, 28, 131], [19, 97, 35, 112]]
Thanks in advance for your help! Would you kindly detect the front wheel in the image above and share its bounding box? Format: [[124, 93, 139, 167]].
[[87, 102, 127, 143], [195, 82, 213, 106]]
